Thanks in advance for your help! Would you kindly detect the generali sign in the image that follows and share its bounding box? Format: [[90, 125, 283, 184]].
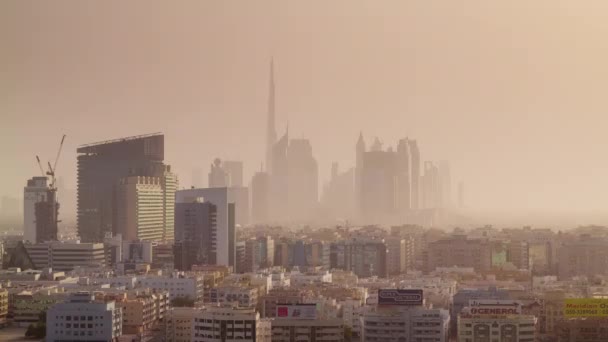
[[468, 300, 522, 315]]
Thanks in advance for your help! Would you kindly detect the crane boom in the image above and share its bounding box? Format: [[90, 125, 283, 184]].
[[53, 134, 66, 173], [35, 155, 45, 177]]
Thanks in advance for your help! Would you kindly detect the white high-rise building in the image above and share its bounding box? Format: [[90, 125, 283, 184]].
[[115, 176, 164, 242], [23, 176, 48, 243], [46, 292, 122, 342]]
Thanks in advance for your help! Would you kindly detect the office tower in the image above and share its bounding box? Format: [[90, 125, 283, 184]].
[[162, 167, 178, 241], [23, 176, 48, 243], [396, 138, 411, 212], [321, 163, 355, 219], [115, 176, 164, 242], [355, 132, 366, 212], [266, 59, 277, 173], [424, 235, 493, 273], [223, 160, 244, 187], [251, 170, 270, 223], [269, 130, 289, 221], [208, 158, 244, 188], [421, 161, 440, 209], [438, 160, 451, 208], [408, 140, 420, 210], [208, 158, 229, 187], [176, 188, 246, 267], [360, 144, 398, 222], [34, 190, 59, 243], [46, 292, 122, 342], [77, 133, 174, 242], [287, 139, 318, 221], [174, 200, 217, 271]]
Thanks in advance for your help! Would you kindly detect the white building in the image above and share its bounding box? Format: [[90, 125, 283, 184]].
[[46, 292, 122, 342], [457, 301, 536, 342], [135, 273, 204, 303], [25, 241, 106, 271], [192, 305, 271, 342], [115, 176, 165, 242], [362, 307, 450, 342], [23, 176, 48, 243], [176, 187, 248, 267]]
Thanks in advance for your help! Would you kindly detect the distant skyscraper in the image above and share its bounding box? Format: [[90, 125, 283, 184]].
[[251, 169, 270, 223], [269, 129, 289, 222], [174, 199, 217, 270], [208, 159, 244, 188], [287, 139, 318, 221], [23, 176, 49, 243], [208, 158, 229, 188], [355, 133, 421, 223], [421, 161, 440, 209], [396, 138, 411, 212], [321, 163, 354, 219], [355, 132, 366, 214], [223, 160, 244, 187], [438, 160, 451, 208], [408, 140, 421, 210], [76, 133, 174, 242], [266, 59, 277, 173]]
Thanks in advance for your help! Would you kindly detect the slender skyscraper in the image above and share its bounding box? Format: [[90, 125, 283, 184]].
[[408, 140, 420, 210], [266, 59, 277, 172]]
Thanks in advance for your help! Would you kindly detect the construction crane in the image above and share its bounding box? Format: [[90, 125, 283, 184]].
[[46, 134, 66, 190], [35, 155, 45, 177], [32, 134, 66, 243]]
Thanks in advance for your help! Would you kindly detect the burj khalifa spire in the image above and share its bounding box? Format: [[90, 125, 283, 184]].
[[266, 58, 277, 173]]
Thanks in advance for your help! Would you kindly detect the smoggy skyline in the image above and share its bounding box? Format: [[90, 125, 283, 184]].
[[3, 1, 608, 214]]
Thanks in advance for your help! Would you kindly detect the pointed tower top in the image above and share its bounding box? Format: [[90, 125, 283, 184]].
[[266, 58, 278, 172], [356, 131, 365, 150]]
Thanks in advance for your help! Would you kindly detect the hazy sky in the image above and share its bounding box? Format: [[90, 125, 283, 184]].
[[3, 1, 608, 213]]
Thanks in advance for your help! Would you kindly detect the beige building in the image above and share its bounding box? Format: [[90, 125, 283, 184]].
[[424, 235, 493, 273], [458, 314, 536, 342], [272, 317, 344, 342], [0, 287, 8, 327], [116, 176, 165, 242], [192, 305, 271, 342], [120, 290, 169, 334], [165, 307, 201, 342]]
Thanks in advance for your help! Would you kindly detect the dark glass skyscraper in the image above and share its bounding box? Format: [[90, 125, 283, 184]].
[[77, 133, 167, 242]]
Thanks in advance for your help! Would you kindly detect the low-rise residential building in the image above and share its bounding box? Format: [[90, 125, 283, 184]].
[[46, 292, 122, 342], [362, 306, 450, 342], [192, 305, 271, 342]]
